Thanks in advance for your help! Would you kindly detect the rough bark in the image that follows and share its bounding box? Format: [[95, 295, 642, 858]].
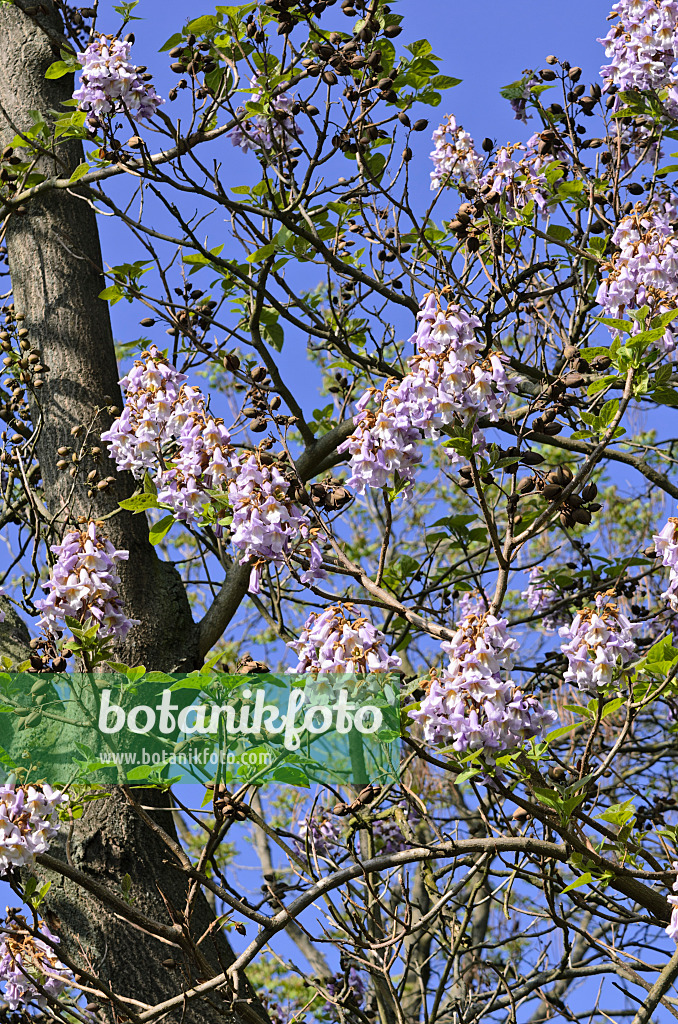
[[0, 6, 253, 1021], [0, 0, 198, 673]]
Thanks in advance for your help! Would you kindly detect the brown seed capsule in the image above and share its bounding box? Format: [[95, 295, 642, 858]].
[[517, 476, 535, 494], [582, 482, 598, 501], [542, 483, 562, 500], [512, 806, 530, 822], [520, 451, 544, 466]]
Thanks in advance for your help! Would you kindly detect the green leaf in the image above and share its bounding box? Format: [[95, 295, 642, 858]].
[[454, 767, 480, 785], [262, 321, 284, 351], [45, 60, 77, 80], [405, 39, 433, 58], [99, 285, 124, 304], [186, 14, 220, 34], [68, 162, 90, 183], [597, 799, 635, 826], [118, 494, 160, 513], [601, 697, 624, 718], [272, 766, 309, 786], [650, 308, 678, 330], [561, 872, 593, 894], [546, 224, 572, 242], [159, 32, 183, 52], [148, 515, 174, 545], [594, 315, 633, 334], [599, 398, 619, 428]]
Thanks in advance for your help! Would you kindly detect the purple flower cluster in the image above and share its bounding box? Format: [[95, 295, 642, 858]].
[[340, 294, 512, 496], [429, 114, 482, 189], [597, 202, 678, 353], [509, 76, 539, 123], [327, 967, 366, 1009], [599, 0, 678, 115], [521, 566, 568, 631], [410, 611, 555, 763], [35, 521, 137, 641], [228, 454, 322, 593], [296, 808, 410, 857], [0, 782, 66, 875], [297, 810, 340, 854], [429, 116, 564, 214], [653, 516, 678, 609], [73, 35, 163, 124], [228, 82, 301, 154], [0, 915, 70, 1011], [559, 593, 638, 694], [102, 348, 233, 523], [288, 603, 402, 676], [104, 351, 325, 592], [481, 135, 564, 214]]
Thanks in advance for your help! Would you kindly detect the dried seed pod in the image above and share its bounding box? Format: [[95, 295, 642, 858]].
[[520, 451, 544, 466]]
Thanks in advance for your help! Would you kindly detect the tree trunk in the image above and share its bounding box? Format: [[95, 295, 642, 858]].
[[0, 6, 253, 1020]]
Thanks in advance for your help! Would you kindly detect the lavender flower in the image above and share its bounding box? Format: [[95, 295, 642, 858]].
[[104, 351, 325, 592], [326, 967, 366, 1010], [507, 75, 539, 122], [288, 603, 402, 676], [429, 114, 482, 190], [479, 135, 564, 214], [296, 810, 341, 855], [228, 454, 316, 592], [74, 35, 163, 124], [522, 566, 568, 631], [559, 592, 638, 694], [228, 81, 301, 154], [597, 202, 678, 353], [654, 516, 678, 608], [340, 294, 512, 496], [102, 347, 234, 523], [35, 521, 138, 641], [599, 1, 678, 116], [0, 914, 71, 1011], [0, 782, 66, 875], [410, 611, 555, 763]]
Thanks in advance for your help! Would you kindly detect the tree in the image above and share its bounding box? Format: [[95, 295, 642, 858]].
[[1, 0, 678, 1022]]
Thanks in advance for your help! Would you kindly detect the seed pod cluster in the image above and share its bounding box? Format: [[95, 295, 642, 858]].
[[26, 634, 71, 677], [536, 466, 601, 527], [333, 783, 381, 816], [207, 783, 249, 820]]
